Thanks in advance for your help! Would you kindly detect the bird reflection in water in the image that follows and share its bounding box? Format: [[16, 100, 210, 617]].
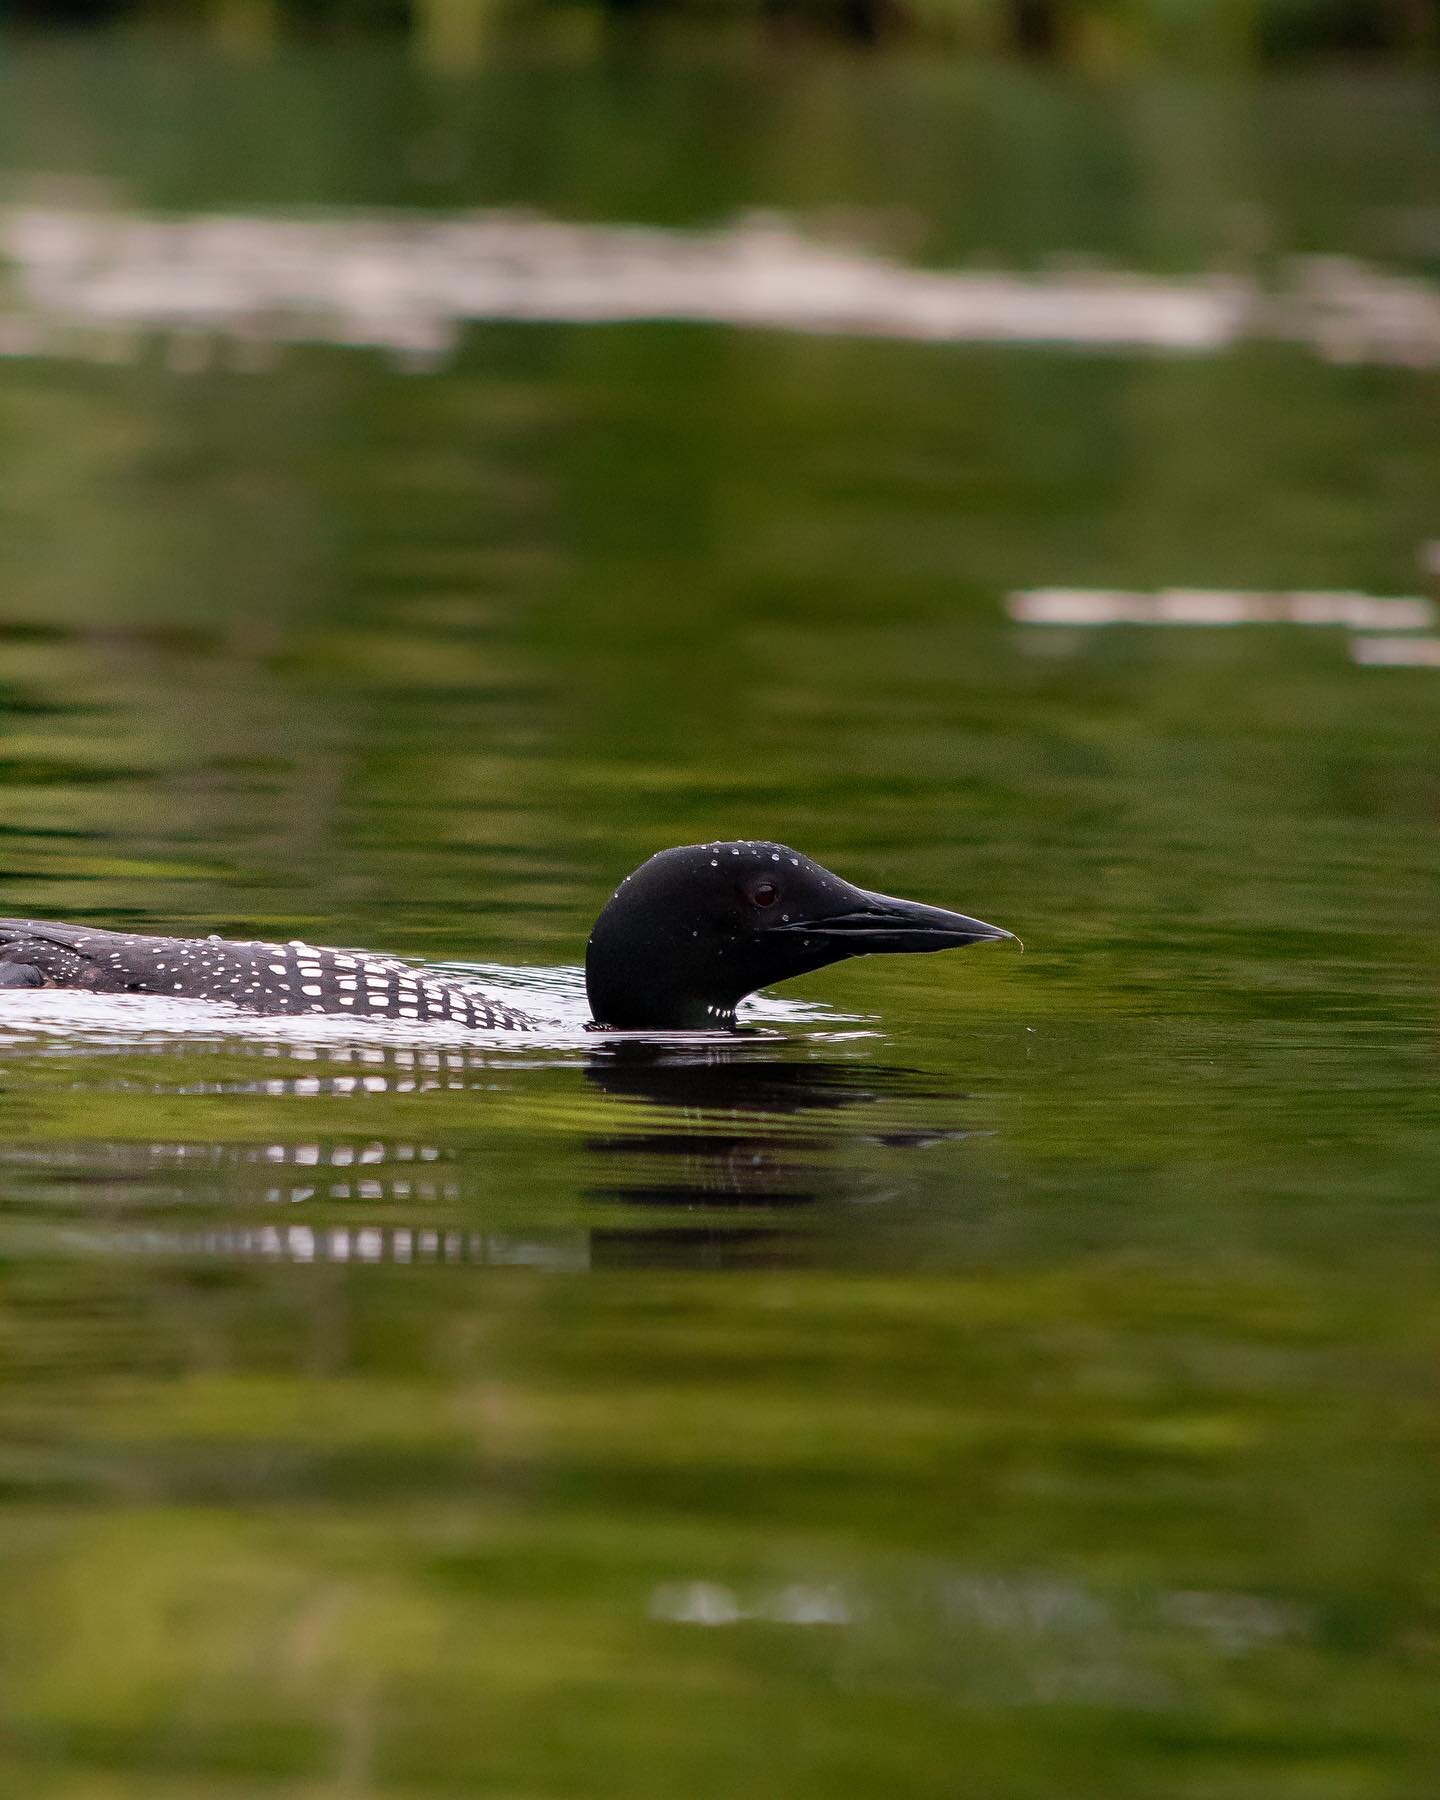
[[580, 1038, 980, 1269], [0, 1037, 982, 1272]]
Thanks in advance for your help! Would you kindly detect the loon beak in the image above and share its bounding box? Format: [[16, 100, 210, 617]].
[[775, 887, 1016, 955]]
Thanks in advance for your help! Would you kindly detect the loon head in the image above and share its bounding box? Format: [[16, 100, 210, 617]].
[[584, 840, 1014, 1031]]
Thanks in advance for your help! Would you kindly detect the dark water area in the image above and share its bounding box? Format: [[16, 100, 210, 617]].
[[0, 36, 1437, 1800]]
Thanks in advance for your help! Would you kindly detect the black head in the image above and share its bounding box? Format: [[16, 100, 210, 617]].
[[584, 840, 1014, 1031]]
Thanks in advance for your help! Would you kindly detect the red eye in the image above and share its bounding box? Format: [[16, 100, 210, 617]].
[[750, 882, 779, 907]]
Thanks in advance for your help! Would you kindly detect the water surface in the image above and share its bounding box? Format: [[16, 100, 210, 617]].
[[0, 36, 1436, 1800]]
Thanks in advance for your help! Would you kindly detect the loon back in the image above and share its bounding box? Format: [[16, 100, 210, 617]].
[[0, 919, 535, 1030]]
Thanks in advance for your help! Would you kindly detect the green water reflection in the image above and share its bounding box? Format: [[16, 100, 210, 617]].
[[0, 37, 1436, 1800]]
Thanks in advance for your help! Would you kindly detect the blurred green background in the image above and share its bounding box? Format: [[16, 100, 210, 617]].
[[7, 0, 1440, 62], [0, 16, 1437, 1800]]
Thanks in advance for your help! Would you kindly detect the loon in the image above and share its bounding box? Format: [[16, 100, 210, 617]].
[[0, 841, 1012, 1032]]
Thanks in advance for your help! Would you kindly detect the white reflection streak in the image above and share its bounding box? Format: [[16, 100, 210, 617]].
[[1, 207, 1439, 366], [1350, 635, 1440, 666], [647, 1581, 852, 1627], [1008, 588, 1435, 629], [1010, 587, 1440, 670], [69, 1220, 591, 1269]]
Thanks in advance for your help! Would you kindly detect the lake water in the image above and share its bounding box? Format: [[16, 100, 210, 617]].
[[0, 35, 1436, 1799]]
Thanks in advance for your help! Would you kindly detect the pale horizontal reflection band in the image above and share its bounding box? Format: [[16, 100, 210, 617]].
[[1008, 588, 1435, 630], [57, 1222, 592, 1269], [2, 207, 1438, 367], [1008, 586, 1440, 670]]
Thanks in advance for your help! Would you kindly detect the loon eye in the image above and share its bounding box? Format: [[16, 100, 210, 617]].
[[749, 881, 780, 908]]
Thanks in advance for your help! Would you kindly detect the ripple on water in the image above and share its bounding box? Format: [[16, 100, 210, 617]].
[[0, 960, 849, 1061]]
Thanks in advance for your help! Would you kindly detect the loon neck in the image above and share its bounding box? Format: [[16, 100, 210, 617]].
[[585, 972, 740, 1033]]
